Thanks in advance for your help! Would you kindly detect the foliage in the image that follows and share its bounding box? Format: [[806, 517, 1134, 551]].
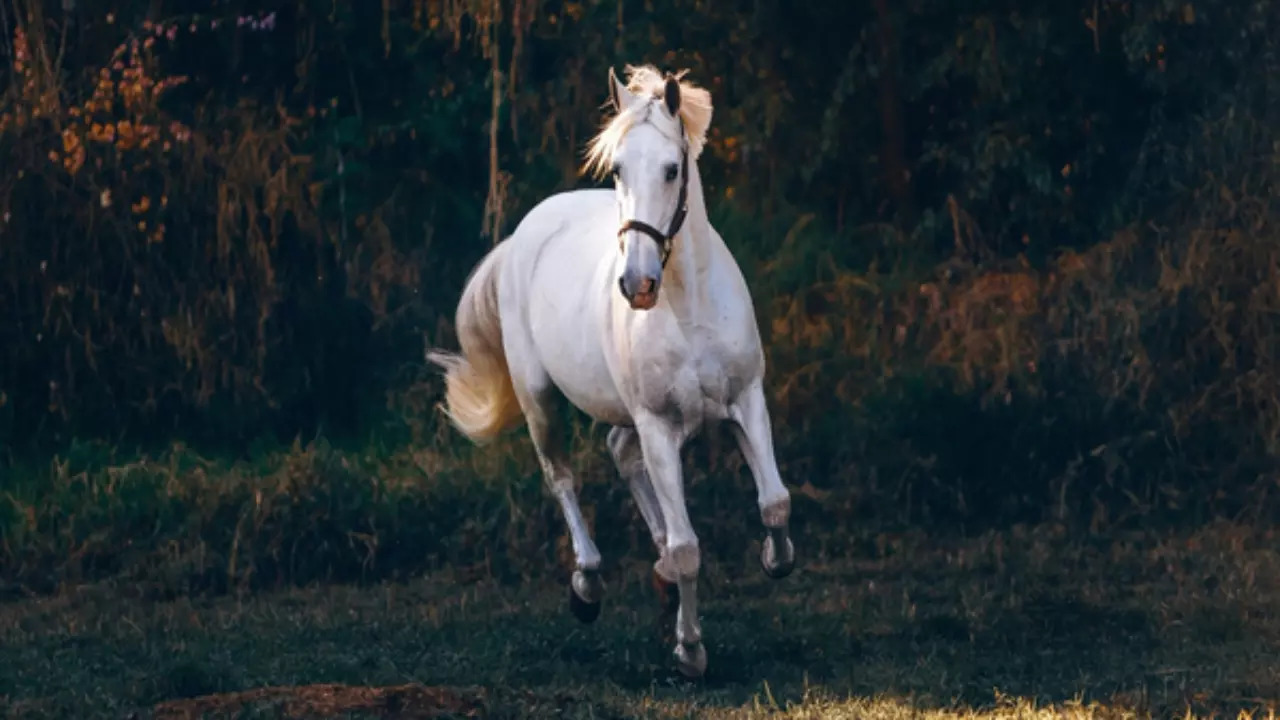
[[1, 0, 1279, 539]]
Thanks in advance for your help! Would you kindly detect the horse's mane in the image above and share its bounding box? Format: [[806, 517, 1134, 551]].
[[581, 64, 714, 180]]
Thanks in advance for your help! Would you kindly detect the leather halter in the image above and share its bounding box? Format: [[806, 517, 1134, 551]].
[[616, 122, 690, 270]]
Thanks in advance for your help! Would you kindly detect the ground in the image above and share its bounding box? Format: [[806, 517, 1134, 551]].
[[1, 521, 1278, 719]]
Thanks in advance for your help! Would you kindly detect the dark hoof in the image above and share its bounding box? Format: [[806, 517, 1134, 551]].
[[569, 582, 601, 623], [568, 569, 602, 624], [674, 642, 708, 679], [762, 556, 794, 580], [761, 535, 795, 580], [651, 568, 680, 616]]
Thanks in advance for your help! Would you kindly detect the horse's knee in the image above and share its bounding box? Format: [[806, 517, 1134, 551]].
[[668, 542, 700, 579]]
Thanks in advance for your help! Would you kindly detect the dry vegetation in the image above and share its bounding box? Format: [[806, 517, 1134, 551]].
[[763, 123, 1280, 529], [3, 1, 1280, 717]]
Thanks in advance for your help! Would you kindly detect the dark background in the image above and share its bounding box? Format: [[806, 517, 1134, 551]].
[[2, 0, 1279, 592]]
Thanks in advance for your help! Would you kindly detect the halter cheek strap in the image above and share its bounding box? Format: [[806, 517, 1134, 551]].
[[617, 127, 690, 269]]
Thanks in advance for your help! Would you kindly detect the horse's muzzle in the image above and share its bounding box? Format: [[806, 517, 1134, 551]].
[[619, 274, 659, 310]]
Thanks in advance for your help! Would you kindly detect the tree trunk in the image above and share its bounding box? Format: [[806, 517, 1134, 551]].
[[872, 0, 912, 224]]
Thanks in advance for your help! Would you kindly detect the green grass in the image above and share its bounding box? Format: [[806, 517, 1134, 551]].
[[2, 516, 1277, 719], [2, 425, 1278, 719]]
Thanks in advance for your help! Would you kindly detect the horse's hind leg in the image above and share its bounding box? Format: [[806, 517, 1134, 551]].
[[509, 370, 604, 623], [729, 380, 796, 580], [607, 426, 678, 615]]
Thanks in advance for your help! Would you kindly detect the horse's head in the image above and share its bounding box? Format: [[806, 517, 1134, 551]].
[[584, 66, 712, 311]]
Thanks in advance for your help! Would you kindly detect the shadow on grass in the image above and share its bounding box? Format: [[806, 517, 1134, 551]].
[[437, 568, 1162, 707]]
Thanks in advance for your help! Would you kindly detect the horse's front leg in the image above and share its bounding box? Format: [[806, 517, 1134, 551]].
[[607, 426, 679, 616], [635, 414, 707, 679], [729, 380, 796, 579]]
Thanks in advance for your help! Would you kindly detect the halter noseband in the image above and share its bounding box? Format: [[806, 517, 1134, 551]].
[[616, 122, 690, 269]]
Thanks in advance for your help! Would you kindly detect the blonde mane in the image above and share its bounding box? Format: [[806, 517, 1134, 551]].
[[581, 65, 714, 180]]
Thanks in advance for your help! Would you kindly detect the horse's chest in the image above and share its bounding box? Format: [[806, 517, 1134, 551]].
[[643, 334, 753, 424], [692, 343, 740, 401]]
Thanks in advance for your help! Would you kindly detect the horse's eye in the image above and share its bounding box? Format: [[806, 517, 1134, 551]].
[[664, 164, 679, 183], [611, 164, 621, 179]]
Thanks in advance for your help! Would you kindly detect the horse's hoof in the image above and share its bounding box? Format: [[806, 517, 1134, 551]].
[[650, 568, 679, 616], [569, 569, 602, 624], [673, 641, 708, 679], [761, 534, 795, 580]]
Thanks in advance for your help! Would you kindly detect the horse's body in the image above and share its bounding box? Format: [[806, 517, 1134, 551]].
[[427, 65, 794, 678], [497, 187, 762, 428]]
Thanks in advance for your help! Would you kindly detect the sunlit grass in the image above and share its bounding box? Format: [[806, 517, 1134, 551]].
[[728, 693, 1256, 720]]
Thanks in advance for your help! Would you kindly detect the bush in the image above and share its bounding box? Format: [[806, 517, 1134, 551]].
[[1, 0, 1278, 589]]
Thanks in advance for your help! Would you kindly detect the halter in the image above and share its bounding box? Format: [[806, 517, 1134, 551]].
[[616, 120, 690, 269]]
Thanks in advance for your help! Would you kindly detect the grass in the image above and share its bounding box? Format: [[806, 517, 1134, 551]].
[[1, 354, 1279, 719], [1, 513, 1277, 719]]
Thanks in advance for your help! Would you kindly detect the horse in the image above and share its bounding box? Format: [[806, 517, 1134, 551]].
[[426, 64, 795, 679]]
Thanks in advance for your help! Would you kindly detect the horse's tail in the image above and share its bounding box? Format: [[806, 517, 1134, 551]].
[[426, 241, 523, 444]]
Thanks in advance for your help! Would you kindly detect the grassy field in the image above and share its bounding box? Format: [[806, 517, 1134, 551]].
[[3, 3, 1278, 717], [2, 511, 1277, 719]]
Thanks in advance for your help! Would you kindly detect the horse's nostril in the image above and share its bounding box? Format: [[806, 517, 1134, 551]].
[[639, 278, 655, 294]]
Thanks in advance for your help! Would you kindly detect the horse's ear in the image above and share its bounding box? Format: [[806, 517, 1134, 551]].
[[663, 73, 681, 117], [609, 66, 637, 114], [608, 67, 622, 112]]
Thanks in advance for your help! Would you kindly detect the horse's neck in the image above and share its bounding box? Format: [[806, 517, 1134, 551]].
[[662, 164, 716, 323]]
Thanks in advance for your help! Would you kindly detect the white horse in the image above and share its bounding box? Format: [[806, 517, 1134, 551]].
[[426, 64, 795, 678]]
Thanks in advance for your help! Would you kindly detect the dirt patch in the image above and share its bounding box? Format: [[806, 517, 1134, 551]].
[[149, 683, 487, 719]]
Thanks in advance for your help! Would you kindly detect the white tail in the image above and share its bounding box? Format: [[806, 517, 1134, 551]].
[[426, 241, 523, 443]]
